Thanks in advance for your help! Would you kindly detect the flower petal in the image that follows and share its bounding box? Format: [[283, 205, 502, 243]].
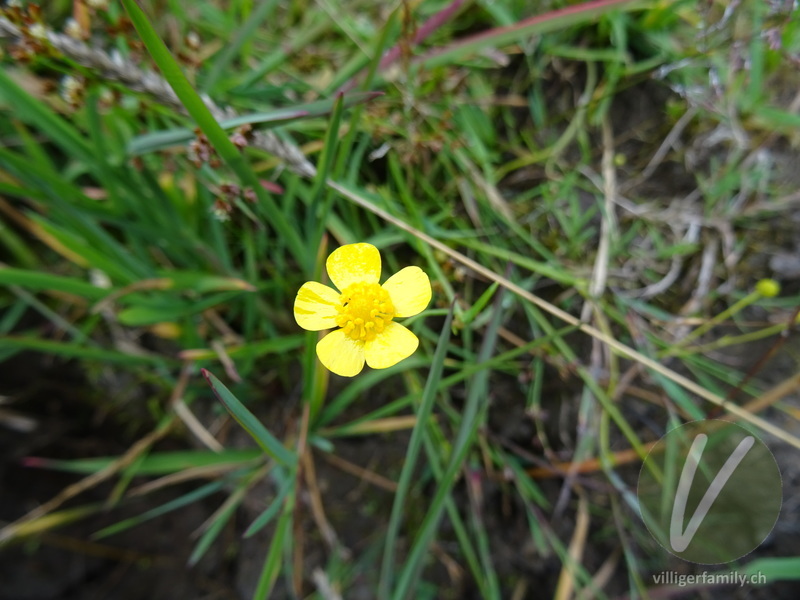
[[382, 266, 432, 317], [316, 329, 366, 377], [364, 322, 419, 369], [294, 282, 341, 331], [326, 243, 381, 291]]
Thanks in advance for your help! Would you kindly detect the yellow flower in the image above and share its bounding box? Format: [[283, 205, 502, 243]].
[[294, 243, 432, 377]]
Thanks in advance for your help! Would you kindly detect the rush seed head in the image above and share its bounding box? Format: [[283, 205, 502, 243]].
[[335, 282, 395, 342]]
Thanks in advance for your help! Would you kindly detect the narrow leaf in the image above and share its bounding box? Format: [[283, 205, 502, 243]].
[[202, 369, 296, 467], [379, 302, 454, 598]]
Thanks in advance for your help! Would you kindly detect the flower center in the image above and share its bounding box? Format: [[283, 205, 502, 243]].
[[335, 282, 395, 342]]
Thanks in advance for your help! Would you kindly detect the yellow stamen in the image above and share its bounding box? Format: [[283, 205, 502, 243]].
[[336, 282, 395, 342]]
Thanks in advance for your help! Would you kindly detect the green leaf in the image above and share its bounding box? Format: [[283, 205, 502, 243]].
[[460, 281, 500, 326], [379, 302, 454, 598], [753, 105, 800, 130], [116, 292, 244, 326], [93, 480, 227, 540], [179, 335, 305, 361], [202, 369, 296, 466], [0, 336, 174, 366], [188, 481, 249, 566], [127, 92, 381, 156], [0, 69, 95, 165], [202, 0, 282, 92], [27, 449, 263, 475], [0, 268, 107, 301], [421, 0, 646, 69], [154, 272, 256, 293], [741, 557, 800, 581], [392, 287, 506, 600], [252, 495, 293, 599], [0, 504, 102, 546], [244, 472, 294, 537]]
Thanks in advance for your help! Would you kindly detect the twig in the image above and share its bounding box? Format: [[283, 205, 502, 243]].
[[554, 493, 590, 600], [319, 451, 398, 492], [312, 569, 343, 600], [582, 114, 618, 320]]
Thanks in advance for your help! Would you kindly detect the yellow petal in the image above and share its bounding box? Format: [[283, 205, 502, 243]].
[[326, 243, 381, 291], [294, 282, 341, 331], [316, 329, 366, 377], [382, 266, 432, 317], [364, 322, 419, 369]]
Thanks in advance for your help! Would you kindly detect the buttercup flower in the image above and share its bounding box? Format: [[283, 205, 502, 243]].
[[294, 243, 431, 377]]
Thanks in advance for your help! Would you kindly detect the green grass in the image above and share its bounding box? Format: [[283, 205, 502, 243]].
[[1, 0, 800, 598]]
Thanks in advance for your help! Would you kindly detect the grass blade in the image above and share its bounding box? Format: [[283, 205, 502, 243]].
[[741, 557, 800, 582], [392, 287, 506, 599], [202, 0, 282, 93], [202, 369, 296, 467], [379, 302, 455, 598], [244, 471, 294, 537], [420, 0, 645, 69], [0, 268, 108, 301], [252, 494, 294, 599], [25, 449, 263, 476], [0, 336, 174, 366], [93, 480, 227, 540], [0, 68, 94, 164], [127, 92, 381, 155]]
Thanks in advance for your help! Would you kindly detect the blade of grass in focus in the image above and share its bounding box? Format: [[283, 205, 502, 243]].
[[202, 369, 296, 467], [379, 302, 455, 598]]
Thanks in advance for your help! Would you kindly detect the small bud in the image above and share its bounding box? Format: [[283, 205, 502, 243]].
[[99, 87, 115, 109], [64, 18, 84, 40], [755, 278, 780, 298], [230, 131, 248, 150], [185, 31, 201, 51], [90, 269, 112, 289], [28, 23, 47, 40], [60, 75, 85, 107], [211, 200, 232, 222], [219, 182, 241, 199]]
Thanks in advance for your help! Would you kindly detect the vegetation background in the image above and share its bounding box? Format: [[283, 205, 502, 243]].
[[1, 0, 800, 598]]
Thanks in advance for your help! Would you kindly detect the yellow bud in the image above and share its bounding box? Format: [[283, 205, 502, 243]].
[[755, 279, 780, 298]]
